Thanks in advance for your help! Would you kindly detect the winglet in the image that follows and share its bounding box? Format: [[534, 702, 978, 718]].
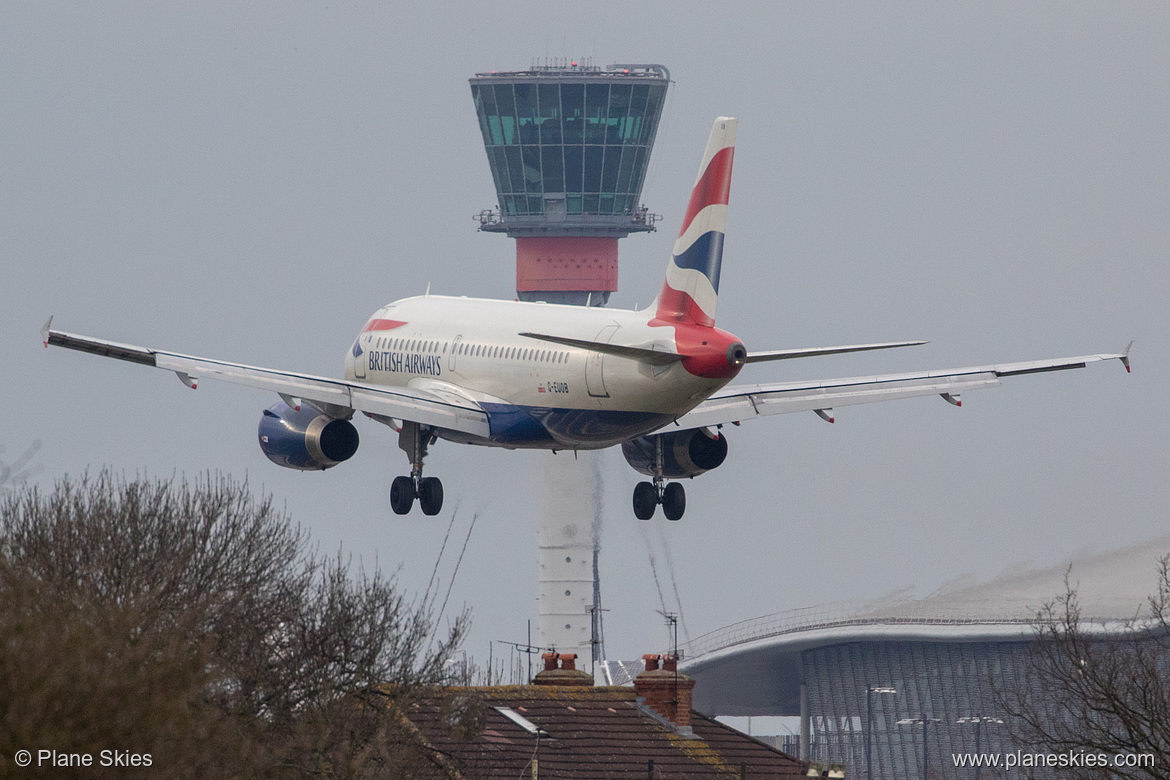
[[1120, 341, 1133, 373], [41, 316, 53, 347]]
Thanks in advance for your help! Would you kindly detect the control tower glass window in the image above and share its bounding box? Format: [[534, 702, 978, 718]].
[[472, 79, 666, 218]]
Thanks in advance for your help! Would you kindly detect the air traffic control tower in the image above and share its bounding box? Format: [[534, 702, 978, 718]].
[[469, 61, 670, 655], [470, 61, 669, 305]]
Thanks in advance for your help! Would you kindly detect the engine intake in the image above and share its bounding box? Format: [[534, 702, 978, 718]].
[[257, 401, 359, 471], [621, 427, 728, 479]]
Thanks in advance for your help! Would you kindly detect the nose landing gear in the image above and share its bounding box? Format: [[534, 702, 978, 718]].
[[390, 422, 444, 516]]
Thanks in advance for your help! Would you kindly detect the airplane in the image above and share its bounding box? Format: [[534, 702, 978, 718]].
[[43, 117, 1131, 521]]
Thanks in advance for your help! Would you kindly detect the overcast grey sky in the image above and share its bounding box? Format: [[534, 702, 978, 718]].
[[3, 3, 1166, 667]]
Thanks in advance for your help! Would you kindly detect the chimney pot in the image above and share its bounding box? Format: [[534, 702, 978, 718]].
[[559, 653, 578, 671], [634, 653, 695, 732], [542, 653, 558, 672]]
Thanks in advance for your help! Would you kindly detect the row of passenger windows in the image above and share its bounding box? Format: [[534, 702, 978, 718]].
[[461, 343, 568, 363], [369, 335, 568, 364]]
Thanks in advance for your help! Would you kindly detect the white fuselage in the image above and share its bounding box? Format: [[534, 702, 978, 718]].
[[343, 295, 739, 449]]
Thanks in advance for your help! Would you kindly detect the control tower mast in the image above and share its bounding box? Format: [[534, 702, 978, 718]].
[[469, 61, 670, 654]]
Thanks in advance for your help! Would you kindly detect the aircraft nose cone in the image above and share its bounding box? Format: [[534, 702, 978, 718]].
[[726, 342, 747, 367]]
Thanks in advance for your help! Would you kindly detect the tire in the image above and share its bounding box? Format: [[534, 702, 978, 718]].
[[632, 481, 657, 520], [418, 476, 444, 516], [662, 482, 686, 521], [390, 476, 415, 515]]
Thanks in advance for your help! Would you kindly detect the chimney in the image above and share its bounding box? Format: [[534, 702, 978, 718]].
[[532, 653, 593, 686], [634, 653, 695, 734]]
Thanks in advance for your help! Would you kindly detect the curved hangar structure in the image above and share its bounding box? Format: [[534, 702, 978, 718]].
[[679, 539, 1169, 776]]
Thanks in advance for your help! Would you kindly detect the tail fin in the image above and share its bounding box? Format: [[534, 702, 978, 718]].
[[655, 116, 737, 327]]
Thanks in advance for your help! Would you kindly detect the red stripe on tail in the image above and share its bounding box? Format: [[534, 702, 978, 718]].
[[678, 147, 734, 238]]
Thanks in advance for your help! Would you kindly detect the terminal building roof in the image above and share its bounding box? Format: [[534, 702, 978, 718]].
[[673, 535, 1170, 716]]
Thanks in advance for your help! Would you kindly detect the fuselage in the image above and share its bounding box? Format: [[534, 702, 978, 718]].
[[343, 295, 745, 450]]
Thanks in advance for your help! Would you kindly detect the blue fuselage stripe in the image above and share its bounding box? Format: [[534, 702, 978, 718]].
[[483, 403, 672, 447]]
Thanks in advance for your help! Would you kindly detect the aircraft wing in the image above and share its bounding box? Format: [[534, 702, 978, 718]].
[[672, 348, 1132, 430], [42, 322, 491, 438]]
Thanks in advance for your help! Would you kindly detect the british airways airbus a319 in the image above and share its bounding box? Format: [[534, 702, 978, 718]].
[[44, 117, 1131, 520]]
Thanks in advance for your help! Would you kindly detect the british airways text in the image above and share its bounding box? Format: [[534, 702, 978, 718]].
[[369, 351, 442, 377]]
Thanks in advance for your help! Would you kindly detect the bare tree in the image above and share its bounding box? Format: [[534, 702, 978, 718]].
[[0, 470, 467, 778], [0, 441, 41, 491], [1003, 559, 1170, 780]]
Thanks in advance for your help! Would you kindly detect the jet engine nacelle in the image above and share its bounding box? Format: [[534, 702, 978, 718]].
[[257, 401, 359, 471], [621, 427, 728, 479]]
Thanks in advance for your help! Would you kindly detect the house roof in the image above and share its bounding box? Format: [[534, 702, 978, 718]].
[[406, 685, 806, 779]]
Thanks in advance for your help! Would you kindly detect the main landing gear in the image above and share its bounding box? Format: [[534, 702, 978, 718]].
[[632, 436, 686, 521], [390, 422, 444, 516], [632, 478, 686, 521]]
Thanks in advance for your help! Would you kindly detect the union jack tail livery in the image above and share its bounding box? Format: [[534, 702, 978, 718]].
[[656, 116, 737, 327]]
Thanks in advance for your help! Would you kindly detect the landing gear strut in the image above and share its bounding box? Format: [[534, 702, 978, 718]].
[[390, 422, 444, 516], [631, 435, 686, 521]]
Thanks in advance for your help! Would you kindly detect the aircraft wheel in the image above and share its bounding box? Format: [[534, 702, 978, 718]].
[[418, 476, 444, 516], [390, 475, 415, 515], [632, 481, 657, 520], [662, 482, 686, 521]]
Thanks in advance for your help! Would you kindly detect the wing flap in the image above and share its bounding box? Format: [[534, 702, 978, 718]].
[[677, 374, 1001, 429], [675, 350, 1129, 430], [46, 326, 491, 438]]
